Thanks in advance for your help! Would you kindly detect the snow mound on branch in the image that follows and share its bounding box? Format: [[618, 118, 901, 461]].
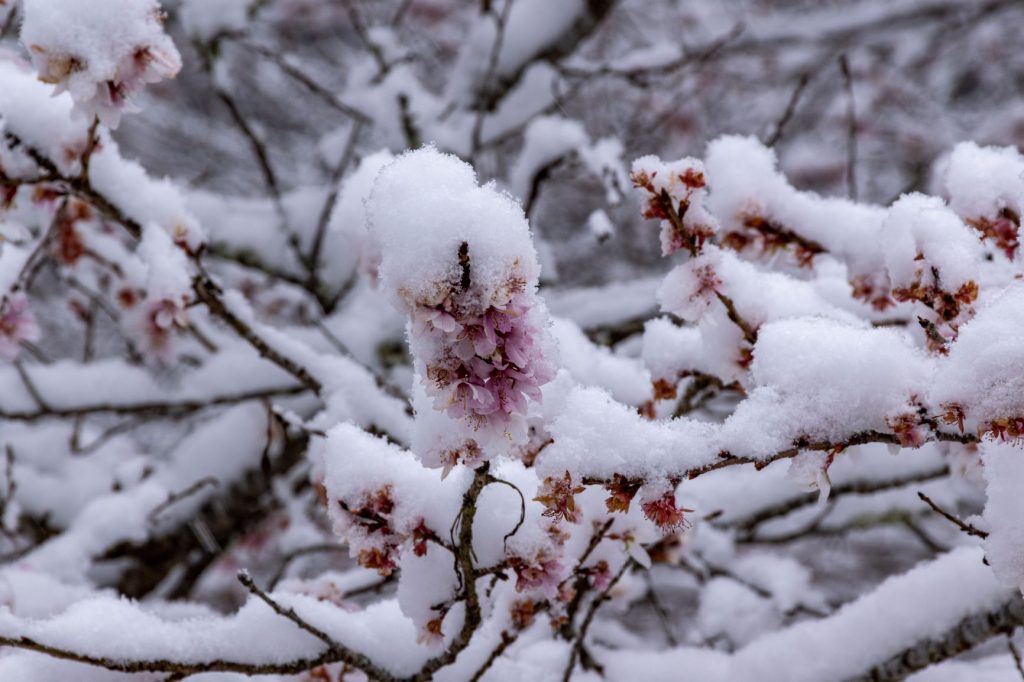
[[704, 135, 886, 274], [538, 385, 718, 480], [721, 318, 932, 457]]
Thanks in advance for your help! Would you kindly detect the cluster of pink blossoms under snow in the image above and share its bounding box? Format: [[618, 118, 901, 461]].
[[21, 0, 182, 128], [367, 147, 557, 472], [414, 271, 556, 454]]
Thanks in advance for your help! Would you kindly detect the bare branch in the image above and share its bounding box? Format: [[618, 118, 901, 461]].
[[917, 491, 989, 539]]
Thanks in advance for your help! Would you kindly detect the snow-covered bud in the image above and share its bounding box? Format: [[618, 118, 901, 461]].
[[21, 0, 181, 128], [883, 194, 982, 333], [942, 142, 1024, 261], [367, 147, 556, 469]]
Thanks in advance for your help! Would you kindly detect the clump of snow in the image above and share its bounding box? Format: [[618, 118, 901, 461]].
[[931, 285, 1024, 435], [703, 136, 889, 304], [641, 317, 702, 385], [721, 318, 932, 457], [327, 150, 395, 283], [538, 385, 718, 481], [551, 318, 651, 406], [509, 115, 588, 200], [21, 0, 182, 128], [587, 209, 615, 242], [939, 141, 1024, 262], [882, 194, 983, 325], [941, 142, 1024, 224]]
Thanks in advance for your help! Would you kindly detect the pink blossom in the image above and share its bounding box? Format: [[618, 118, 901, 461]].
[[417, 286, 555, 442], [0, 294, 41, 361], [129, 296, 188, 358], [510, 556, 565, 599]]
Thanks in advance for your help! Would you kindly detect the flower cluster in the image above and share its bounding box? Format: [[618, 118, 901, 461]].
[[534, 472, 584, 523], [965, 208, 1020, 261], [336, 486, 402, 576], [509, 554, 565, 599], [22, 0, 181, 128], [983, 417, 1024, 443], [0, 294, 41, 361], [885, 412, 928, 449], [892, 278, 979, 329], [631, 156, 718, 257], [413, 263, 556, 453], [721, 212, 825, 267], [850, 273, 896, 311]]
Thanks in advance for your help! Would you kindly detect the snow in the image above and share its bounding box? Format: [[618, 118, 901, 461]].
[[180, 0, 251, 41], [601, 548, 1009, 682], [932, 285, 1024, 431], [942, 141, 1024, 223], [721, 318, 931, 457], [882, 193, 984, 294], [641, 317, 704, 384], [3, 6, 1024, 678], [982, 442, 1024, 591], [367, 146, 540, 313], [538, 385, 718, 481], [21, 0, 181, 127], [704, 135, 887, 277], [551, 318, 651, 406], [497, 0, 586, 76], [509, 116, 588, 200]]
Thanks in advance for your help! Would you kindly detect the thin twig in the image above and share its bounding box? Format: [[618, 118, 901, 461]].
[[765, 73, 811, 147], [486, 475, 526, 551], [917, 491, 989, 539], [1009, 634, 1024, 680], [214, 88, 306, 270], [642, 571, 679, 647], [192, 272, 323, 395], [238, 571, 345, 652], [470, 0, 515, 159], [0, 385, 306, 422], [308, 120, 363, 288], [731, 465, 950, 533], [562, 560, 632, 682], [582, 428, 977, 487], [148, 478, 220, 523], [79, 117, 101, 184], [269, 544, 347, 589], [0, 4, 18, 40]]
